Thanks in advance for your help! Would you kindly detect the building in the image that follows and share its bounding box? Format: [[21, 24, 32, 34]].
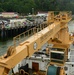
[[0, 12, 18, 18], [36, 12, 48, 17]]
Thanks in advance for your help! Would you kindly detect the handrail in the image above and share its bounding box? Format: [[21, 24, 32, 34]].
[[13, 23, 47, 47]]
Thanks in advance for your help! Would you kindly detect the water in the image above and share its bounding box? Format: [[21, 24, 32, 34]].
[[68, 21, 74, 33], [0, 21, 74, 56], [0, 39, 13, 56]]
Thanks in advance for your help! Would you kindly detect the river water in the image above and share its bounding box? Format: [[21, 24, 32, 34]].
[[0, 39, 13, 56], [0, 21, 74, 56]]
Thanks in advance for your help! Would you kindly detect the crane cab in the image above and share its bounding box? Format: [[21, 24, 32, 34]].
[[50, 47, 67, 66], [48, 44, 69, 66]]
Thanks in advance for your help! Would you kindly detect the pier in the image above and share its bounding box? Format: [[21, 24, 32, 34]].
[[0, 16, 47, 40]]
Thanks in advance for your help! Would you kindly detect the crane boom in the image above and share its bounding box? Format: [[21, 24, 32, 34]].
[[0, 11, 72, 75]]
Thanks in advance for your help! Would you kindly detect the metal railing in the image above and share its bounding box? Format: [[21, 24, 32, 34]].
[[47, 11, 72, 23], [13, 23, 47, 47]]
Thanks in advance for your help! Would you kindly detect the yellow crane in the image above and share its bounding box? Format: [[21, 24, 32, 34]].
[[0, 11, 73, 75]]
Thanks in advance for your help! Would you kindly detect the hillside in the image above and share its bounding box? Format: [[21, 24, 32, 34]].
[[0, 0, 74, 15]]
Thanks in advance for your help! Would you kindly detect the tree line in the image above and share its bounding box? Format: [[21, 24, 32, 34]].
[[0, 0, 74, 15]]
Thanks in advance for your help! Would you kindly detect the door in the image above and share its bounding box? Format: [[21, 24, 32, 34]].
[[32, 62, 39, 72]]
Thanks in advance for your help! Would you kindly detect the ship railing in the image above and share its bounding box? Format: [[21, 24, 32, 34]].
[[13, 22, 47, 47], [48, 11, 72, 16], [47, 11, 72, 24], [58, 11, 72, 22]]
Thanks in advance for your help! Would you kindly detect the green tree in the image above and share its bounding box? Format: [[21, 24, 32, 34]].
[[0, 0, 74, 14]]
